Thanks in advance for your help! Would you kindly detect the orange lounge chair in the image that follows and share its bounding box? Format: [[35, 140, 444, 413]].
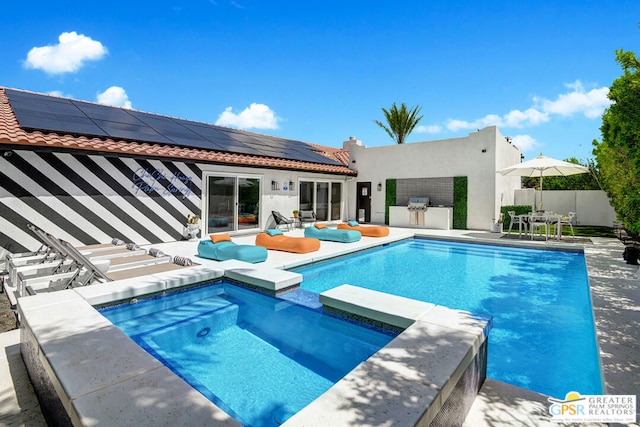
[[255, 230, 320, 254], [337, 222, 390, 237]]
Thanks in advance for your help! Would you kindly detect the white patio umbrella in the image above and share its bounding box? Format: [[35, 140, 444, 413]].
[[497, 153, 590, 210]]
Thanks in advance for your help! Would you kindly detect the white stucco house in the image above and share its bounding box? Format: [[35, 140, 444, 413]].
[[0, 86, 522, 253], [344, 126, 521, 230]]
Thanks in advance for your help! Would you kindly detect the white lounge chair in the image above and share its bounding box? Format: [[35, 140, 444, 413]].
[[16, 224, 199, 297]]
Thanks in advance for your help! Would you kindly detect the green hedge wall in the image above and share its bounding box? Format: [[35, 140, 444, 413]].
[[453, 176, 467, 229], [385, 178, 396, 225]]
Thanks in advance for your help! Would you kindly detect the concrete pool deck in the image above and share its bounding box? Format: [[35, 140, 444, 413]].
[[1, 228, 639, 426]]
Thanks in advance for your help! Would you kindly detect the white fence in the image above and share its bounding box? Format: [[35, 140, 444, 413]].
[[513, 189, 617, 227]]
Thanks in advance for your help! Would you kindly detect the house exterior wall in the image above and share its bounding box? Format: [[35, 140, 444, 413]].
[[347, 126, 521, 230], [198, 164, 349, 230], [0, 149, 349, 253]]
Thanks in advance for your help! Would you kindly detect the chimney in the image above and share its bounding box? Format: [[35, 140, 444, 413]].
[[343, 136, 363, 151]]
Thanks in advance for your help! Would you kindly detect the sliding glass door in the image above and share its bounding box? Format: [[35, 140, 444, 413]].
[[238, 178, 260, 230], [206, 175, 260, 233], [316, 182, 329, 221], [299, 181, 314, 212], [299, 180, 342, 221], [331, 182, 342, 220]]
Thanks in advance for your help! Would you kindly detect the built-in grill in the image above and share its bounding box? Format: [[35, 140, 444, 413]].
[[407, 197, 429, 225]]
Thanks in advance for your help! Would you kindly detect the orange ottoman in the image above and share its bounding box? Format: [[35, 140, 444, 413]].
[[337, 222, 390, 237], [255, 231, 320, 254]]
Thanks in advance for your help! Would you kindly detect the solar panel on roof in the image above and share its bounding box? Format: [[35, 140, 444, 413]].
[[128, 112, 210, 146], [72, 101, 142, 124], [93, 119, 173, 144], [12, 99, 85, 117], [5, 89, 343, 166], [12, 108, 107, 135], [183, 124, 256, 152]]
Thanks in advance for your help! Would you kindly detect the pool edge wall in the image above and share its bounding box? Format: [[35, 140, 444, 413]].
[[17, 288, 241, 426], [18, 281, 490, 426], [284, 284, 491, 426]]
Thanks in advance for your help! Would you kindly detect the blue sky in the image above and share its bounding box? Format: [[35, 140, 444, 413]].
[[2, 1, 639, 162]]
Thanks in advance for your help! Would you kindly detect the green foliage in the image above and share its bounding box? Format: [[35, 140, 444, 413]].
[[374, 102, 424, 144], [500, 205, 534, 229], [593, 48, 640, 234], [453, 176, 467, 229], [523, 158, 601, 190], [384, 179, 397, 225]]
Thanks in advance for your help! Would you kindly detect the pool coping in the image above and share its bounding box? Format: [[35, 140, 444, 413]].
[[17, 229, 614, 426], [284, 285, 491, 426], [18, 233, 494, 426]]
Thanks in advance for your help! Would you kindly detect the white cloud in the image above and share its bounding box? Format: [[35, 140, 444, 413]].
[[25, 31, 107, 75], [535, 81, 611, 119], [503, 108, 550, 128], [415, 124, 442, 133], [215, 103, 280, 129], [442, 80, 611, 133], [446, 114, 503, 132], [96, 86, 132, 109], [510, 134, 539, 153]]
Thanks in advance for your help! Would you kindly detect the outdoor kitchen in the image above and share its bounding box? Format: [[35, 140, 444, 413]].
[[388, 178, 454, 230]]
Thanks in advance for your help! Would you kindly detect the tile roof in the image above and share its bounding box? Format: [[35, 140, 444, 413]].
[[307, 142, 351, 166], [0, 87, 355, 175]]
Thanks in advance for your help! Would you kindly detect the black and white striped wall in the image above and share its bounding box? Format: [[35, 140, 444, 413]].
[[0, 149, 203, 253]]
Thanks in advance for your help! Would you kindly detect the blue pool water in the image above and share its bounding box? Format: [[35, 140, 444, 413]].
[[293, 238, 602, 398], [101, 283, 395, 427]]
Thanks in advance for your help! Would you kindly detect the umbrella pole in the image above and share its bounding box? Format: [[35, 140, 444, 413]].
[[539, 173, 543, 210]]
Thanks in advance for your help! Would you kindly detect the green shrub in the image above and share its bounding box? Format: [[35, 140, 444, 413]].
[[453, 177, 467, 229], [385, 179, 397, 225]]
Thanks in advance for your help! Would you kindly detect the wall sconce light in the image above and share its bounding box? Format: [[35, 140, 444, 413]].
[[377, 182, 382, 191]]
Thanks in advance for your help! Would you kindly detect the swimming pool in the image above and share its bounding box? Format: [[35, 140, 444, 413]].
[[293, 238, 602, 398], [101, 282, 396, 427]]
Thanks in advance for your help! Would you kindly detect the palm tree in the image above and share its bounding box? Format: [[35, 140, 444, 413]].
[[374, 102, 424, 144]]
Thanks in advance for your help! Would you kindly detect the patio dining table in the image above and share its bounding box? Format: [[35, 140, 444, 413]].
[[529, 212, 563, 240]]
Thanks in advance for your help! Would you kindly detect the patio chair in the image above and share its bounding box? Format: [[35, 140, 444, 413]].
[[507, 211, 528, 237], [299, 210, 316, 226], [529, 212, 552, 241], [271, 211, 294, 231], [559, 212, 576, 237]]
